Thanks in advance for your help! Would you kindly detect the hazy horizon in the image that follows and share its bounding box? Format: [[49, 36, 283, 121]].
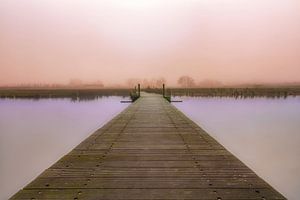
[[1, 0, 300, 86], [1, 79, 300, 88]]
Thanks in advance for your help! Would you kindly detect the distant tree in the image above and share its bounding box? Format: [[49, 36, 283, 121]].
[[148, 79, 157, 88], [126, 78, 140, 88], [142, 79, 150, 88], [94, 80, 104, 88], [69, 79, 83, 86], [198, 79, 222, 88], [127, 77, 166, 89], [87, 80, 104, 88], [177, 76, 195, 88], [155, 77, 166, 88]]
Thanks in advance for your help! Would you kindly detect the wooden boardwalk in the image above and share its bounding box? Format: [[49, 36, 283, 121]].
[[11, 93, 286, 200]]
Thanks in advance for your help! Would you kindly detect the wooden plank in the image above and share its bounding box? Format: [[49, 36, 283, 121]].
[[11, 189, 284, 200], [10, 93, 286, 199]]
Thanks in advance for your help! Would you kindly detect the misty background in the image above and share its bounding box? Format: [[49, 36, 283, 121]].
[[1, 0, 300, 87]]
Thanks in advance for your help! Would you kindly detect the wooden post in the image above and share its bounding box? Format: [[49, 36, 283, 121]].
[[138, 84, 140, 97], [163, 84, 165, 97]]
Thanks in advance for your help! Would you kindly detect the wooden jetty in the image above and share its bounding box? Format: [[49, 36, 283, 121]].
[[11, 93, 286, 199]]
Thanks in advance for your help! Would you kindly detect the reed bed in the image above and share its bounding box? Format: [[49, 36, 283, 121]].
[[0, 88, 132, 100], [144, 87, 300, 98]]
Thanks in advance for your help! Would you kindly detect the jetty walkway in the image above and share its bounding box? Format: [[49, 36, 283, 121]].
[[11, 93, 285, 199]]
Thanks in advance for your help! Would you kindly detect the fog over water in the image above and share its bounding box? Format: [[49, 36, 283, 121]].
[[173, 96, 300, 200], [0, 97, 129, 200]]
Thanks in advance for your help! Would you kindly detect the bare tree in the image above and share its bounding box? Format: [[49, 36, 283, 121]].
[[142, 78, 158, 88], [177, 76, 195, 88], [126, 78, 140, 88], [86, 80, 104, 88], [155, 77, 166, 88], [69, 79, 83, 86], [198, 79, 222, 88], [142, 79, 150, 88], [127, 77, 167, 89]]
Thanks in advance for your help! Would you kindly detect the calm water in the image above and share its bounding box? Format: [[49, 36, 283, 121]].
[[173, 96, 300, 200], [1, 97, 299, 200], [0, 97, 129, 200]]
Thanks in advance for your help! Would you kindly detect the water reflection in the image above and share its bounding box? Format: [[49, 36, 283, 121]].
[[0, 97, 129, 200], [173, 96, 300, 200]]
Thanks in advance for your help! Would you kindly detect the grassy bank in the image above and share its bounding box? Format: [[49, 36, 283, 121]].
[[1, 87, 300, 100], [143, 87, 300, 98], [0, 88, 132, 100]]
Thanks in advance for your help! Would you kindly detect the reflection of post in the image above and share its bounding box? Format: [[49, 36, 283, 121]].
[[138, 84, 140, 97], [163, 84, 165, 97]]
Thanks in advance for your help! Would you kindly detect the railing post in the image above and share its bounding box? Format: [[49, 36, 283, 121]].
[[138, 83, 140, 97], [163, 84, 165, 97]]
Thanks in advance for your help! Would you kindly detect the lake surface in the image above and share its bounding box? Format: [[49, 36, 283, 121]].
[[1, 96, 299, 200], [172, 96, 300, 200], [0, 97, 129, 200]]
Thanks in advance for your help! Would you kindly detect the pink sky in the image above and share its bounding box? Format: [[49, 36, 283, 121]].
[[1, 0, 300, 86]]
